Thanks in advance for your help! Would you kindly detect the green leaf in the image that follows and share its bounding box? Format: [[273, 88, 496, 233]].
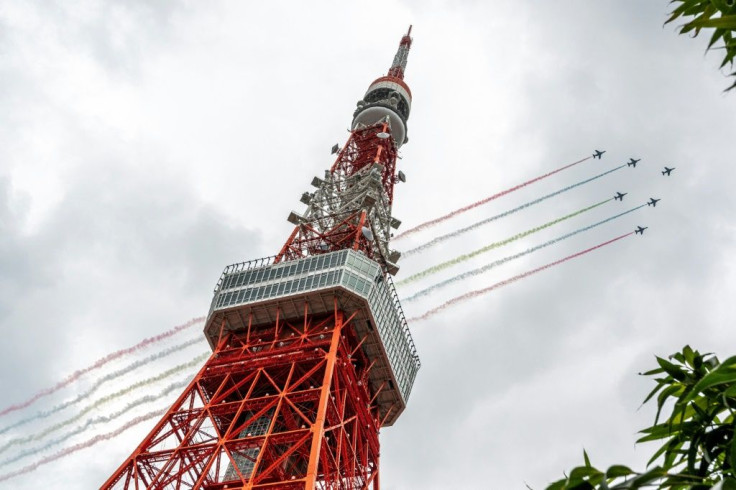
[[720, 477, 736, 490], [569, 466, 603, 481], [711, 0, 736, 14], [642, 378, 669, 405], [708, 27, 727, 49], [656, 384, 683, 424], [605, 465, 633, 478], [684, 345, 696, 365], [730, 430, 736, 477], [687, 370, 736, 401], [625, 466, 668, 485], [657, 356, 688, 381], [584, 449, 591, 468], [691, 14, 736, 29]]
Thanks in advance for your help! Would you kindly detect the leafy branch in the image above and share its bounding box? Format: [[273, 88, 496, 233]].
[[545, 346, 736, 489], [666, 0, 736, 91]]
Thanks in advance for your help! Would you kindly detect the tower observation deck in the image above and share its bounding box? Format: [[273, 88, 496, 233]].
[[103, 27, 419, 490]]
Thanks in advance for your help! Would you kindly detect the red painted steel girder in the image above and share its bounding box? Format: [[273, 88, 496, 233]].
[[275, 123, 399, 265], [103, 305, 381, 489]]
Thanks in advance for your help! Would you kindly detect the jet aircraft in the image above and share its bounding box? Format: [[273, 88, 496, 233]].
[[614, 192, 627, 201], [593, 150, 606, 159], [647, 198, 660, 207], [635, 226, 648, 235], [627, 158, 641, 167], [662, 166, 675, 176]]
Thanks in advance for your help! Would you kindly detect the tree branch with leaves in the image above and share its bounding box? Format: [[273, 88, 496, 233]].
[[545, 346, 736, 489], [667, 0, 736, 91]]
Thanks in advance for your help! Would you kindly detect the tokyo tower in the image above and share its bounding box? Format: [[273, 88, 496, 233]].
[[102, 26, 420, 489]]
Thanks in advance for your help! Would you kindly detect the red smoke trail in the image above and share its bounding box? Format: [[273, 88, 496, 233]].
[[0, 409, 165, 483], [408, 232, 634, 322], [0, 317, 204, 418], [394, 155, 592, 240]]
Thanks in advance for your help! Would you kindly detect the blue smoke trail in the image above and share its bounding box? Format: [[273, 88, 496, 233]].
[[402, 165, 626, 257], [0, 337, 206, 436], [402, 204, 647, 302], [0, 408, 167, 483], [397, 198, 613, 286], [0, 378, 190, 467]]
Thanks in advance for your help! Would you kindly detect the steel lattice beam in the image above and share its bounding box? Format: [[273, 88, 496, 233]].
[[103, 304, 381, 489]]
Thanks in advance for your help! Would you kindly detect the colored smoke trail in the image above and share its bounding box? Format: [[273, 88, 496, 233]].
[[394, 155, 592, 240], [0, 408, 166, 483], [403, 204, 647, 302], [0, 335, 202, 440], [403, 165, 626, 257], [0, 336, 205, 454], [397, 198, 612, 286], [0, 337, 205, 436], [0, 352, 209, 436], [0, 316, 204, 418], [0, 378, 191, 467], [408, 231, 635, 322]]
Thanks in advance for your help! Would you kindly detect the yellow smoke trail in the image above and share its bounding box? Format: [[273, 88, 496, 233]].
[[1, 377, 192, 466], [397, 199, 612, 286], [402, 204, 647, 302], [0, 353, 209, 453]]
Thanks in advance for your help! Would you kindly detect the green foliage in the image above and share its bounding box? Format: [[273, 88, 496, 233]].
[[545, 346, 736, 489], [666, 0, 736, 91]]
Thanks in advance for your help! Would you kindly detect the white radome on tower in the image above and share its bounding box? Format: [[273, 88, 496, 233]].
[[352, 26, 413, 147]]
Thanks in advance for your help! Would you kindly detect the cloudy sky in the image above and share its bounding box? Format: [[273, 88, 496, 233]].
[[1, 0, 735, 488]]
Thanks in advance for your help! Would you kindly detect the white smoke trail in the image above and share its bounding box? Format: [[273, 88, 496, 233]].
[[396, 199, 612, 286], [0, 316, 204, 418], [402, 165, 626, 257], [394, 155, 593, 240], [0, 408, 167, 483], [408, 232, 635, 322], [0, 378, 191, 466], [402, 204, 647, 302], [0, 347, 208, 436]]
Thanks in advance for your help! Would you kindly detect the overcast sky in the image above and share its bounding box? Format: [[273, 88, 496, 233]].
[[1, 1, 735, 488]]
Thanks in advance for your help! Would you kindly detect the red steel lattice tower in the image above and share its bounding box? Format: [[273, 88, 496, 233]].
[[103, 27, 420, 490]]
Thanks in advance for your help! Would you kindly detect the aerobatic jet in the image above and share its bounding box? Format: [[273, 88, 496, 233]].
[[627, 158, 641, 167], [647, 198, 660, 207], [662, 166, 675, 176], [593, 149, 606, 159], [614, 192, 627, 201], [635, 226, 648, 235]]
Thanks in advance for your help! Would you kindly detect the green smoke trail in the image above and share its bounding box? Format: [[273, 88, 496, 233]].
[[0, 408, 167, 483], [403, 165, 626, 257], [402, 204, 647, 302], [396, 198, 612, 286], [0, 316, 204, 418], [0, 337, 207, 436], [407, 231, 635, 322], [0, 353, 208, 446], [0, 377, 192, 467]]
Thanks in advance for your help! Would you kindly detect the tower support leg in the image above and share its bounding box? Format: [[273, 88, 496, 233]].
[[102, 300, 380, 490]]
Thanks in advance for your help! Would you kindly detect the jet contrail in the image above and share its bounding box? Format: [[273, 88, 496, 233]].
[[408, 231, 635, 322], [0, 408, 166, 483], [403, 165, 626, 257], [0, 378, 191, 466], [0, 353, 209, 436], [394, 155, 592, 240], [0, 316, 204, 418], [396, 198, 612, 286], [402, 204, 647, 302]]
